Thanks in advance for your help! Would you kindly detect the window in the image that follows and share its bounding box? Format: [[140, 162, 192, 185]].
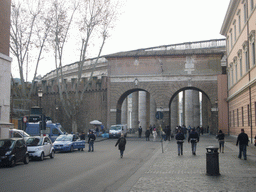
[[234, 57, 238, 82], [242, 107, 244, 126], [238, 50, 243, 77], [237, 10, 241, 33], [233, 110, 235, 127], [0, 106, 1, 120], [244, 2, 248, 23], [243, 42, 249, 71], [234, 21, 237, 40], [251, 0, 254, 11], [237, 108, 239, 127], [52, 128, 59, 135], [248, 104, 250, 126], [227, 37, 230, 54], [230, 29, 233, 47], [250, 31, 256, 66]]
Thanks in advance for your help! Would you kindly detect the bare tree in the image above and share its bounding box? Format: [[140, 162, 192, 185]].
[[52, 0, 118, 132], [10, 0, 52, 101]]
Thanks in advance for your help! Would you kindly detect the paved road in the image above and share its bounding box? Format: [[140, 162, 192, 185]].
[[0, 137, 160, 192], [118, 134, 256, 192]]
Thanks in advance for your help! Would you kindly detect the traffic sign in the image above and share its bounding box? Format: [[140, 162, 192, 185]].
[[155, 111, 163, 120], [23, 116, 27, 123]]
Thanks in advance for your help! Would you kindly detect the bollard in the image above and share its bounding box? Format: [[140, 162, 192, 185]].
[[206, 146, 220, 176]]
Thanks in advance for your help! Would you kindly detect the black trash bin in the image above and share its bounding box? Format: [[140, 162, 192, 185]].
[[206, 146, 220, 176]]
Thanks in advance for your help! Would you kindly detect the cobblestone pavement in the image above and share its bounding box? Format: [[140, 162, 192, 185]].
[[117, 134, 256, 192]]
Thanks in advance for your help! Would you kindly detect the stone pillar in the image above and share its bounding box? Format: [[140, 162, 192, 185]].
[[193, 90, 200, 128], [121, 98, 127, 124], [202, 93, 209, 130], [132, 92, 139, 129], [146, 92, 150, 130], [182, 91, 185, 126], [139, 91, 147, 131], [185, 90, 194, 127], [150, 95, 156, 127], [171, 95, 179, 135]]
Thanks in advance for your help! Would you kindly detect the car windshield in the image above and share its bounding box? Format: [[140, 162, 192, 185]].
[[26, 138, 43, 146], [110, 126, 121, 130], [56, 135, 72, 141], [0, 140, 15, 149]]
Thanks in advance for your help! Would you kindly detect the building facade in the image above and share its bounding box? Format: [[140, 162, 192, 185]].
[[0, 0, 12, 128], [221, 0, 256, 141], [41, 39, 227, 135]]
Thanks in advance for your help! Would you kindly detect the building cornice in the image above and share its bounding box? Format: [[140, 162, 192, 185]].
[[220, 0, 240, 36], [0, 53, 12, 62]]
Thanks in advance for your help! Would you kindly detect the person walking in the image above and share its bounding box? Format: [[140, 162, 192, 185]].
[[88, 131, 96, 152], [175, 129, 185, 156], [115, 133, 126, 158], [188, 128, 199, 155], [138, 126, 142, 138], [145, 128, 150, 141], [153, 128, 157, 142], [216, 130, 225, 153], [236, 129, 249, 160]]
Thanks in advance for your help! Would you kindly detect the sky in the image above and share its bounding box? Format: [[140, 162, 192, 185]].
[[12, 0, 231, 79]]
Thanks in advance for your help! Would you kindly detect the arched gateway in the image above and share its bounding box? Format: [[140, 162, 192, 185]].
[[42, 39, 227, 134], [105, 39, 227, 134]]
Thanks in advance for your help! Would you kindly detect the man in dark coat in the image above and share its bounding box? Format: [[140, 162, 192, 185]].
[[115, 133, 126, 158], [236, 129, 249, 160], [175, 129, 185, 156], [145, 128, 150, 141], [88, 131, 96, 152], [188, 128, 199, 155], [138, 126, 142, 138]]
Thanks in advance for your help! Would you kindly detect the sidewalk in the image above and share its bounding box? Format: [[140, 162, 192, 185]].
[[117, 134, 256, 192]]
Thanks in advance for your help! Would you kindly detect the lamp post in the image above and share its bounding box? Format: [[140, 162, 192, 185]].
[[38, 89, 43, 110]]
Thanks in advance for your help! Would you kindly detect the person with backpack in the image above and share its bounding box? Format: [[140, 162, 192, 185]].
[[188, 128, 199, 155]]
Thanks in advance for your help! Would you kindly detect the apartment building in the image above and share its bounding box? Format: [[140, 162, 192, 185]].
[[220, 0, 256, 141], [0, 0, 12, 128]]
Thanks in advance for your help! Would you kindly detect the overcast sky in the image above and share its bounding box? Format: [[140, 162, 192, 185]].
[[101, 0, 230, 55], [14, 0, 231, 79]]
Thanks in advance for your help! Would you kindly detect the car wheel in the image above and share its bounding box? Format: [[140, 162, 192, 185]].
[[50, 150, 55, 159], [9, 158, 16, 167], [24, 154, 29, 164], [70, 146, 74, 152], [39, 152, 44, 161]]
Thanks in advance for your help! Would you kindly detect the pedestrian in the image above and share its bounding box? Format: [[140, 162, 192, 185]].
[[188, 128, 199, 155], [166, 126, 171, 141], [115, 133, 126, 158], [88, 131, 96, 152], [138, 126, 142, 138], [153, 128, 157, 141], [236, 129, 249, 160], [145, 128, 150, 141], [175, 129, 185, 156], [216, 130, 225, 153]]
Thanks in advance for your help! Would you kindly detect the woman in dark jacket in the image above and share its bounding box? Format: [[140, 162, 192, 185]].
[[115, 133, 126, 158], [216, 130, 225, 153]]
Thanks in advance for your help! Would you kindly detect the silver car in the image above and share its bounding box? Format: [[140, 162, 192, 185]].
[[26, 136, 54, 161]]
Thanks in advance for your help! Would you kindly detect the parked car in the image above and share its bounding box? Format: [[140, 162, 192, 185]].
[[26, 136, 54, 161], [0, 138, 29, 167], [9, 129, 30, 141], [53, 134, 85, 152]]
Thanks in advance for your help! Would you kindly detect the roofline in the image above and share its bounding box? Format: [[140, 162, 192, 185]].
[[220, 0, 240, 36]]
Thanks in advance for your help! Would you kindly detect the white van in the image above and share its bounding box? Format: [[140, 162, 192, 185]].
[[109, 124, 127, 138]]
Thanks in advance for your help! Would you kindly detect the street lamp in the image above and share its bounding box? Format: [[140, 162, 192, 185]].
[[38, 89, 43, 109]]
